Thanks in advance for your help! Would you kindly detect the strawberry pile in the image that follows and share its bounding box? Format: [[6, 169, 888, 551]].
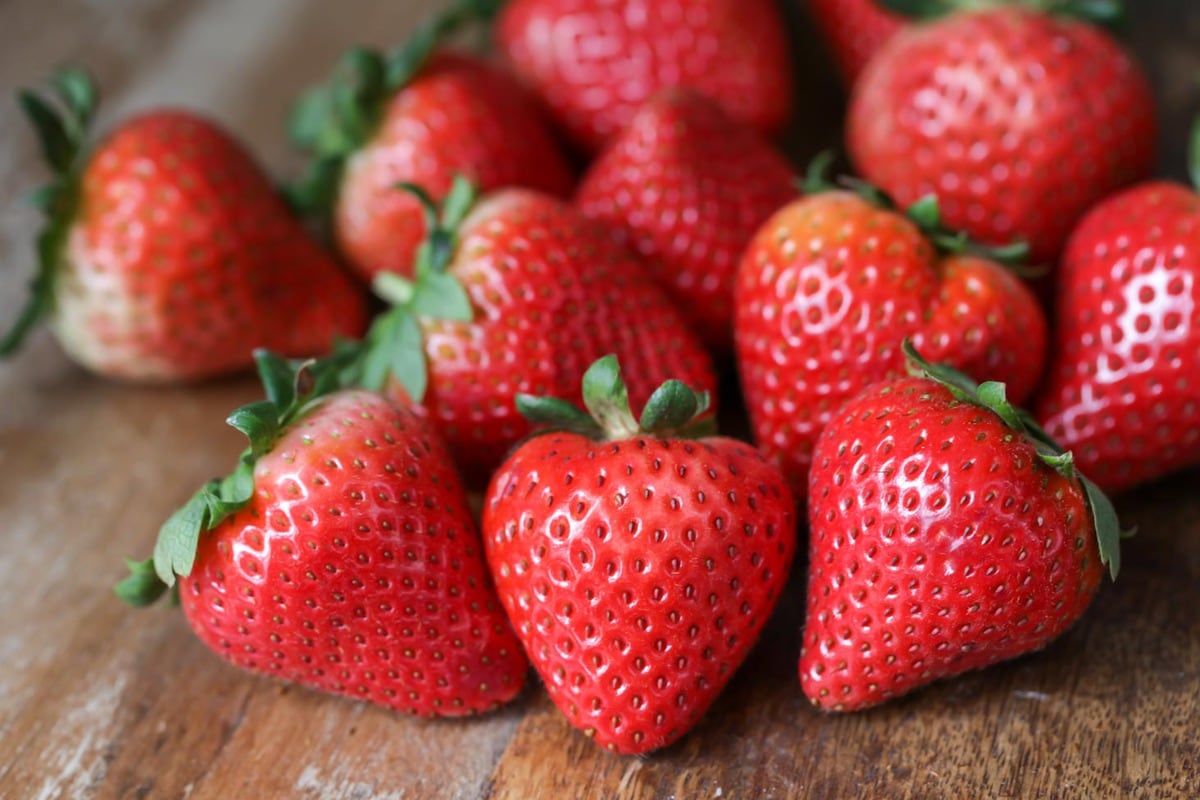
[[6, 0, 1195, 759]]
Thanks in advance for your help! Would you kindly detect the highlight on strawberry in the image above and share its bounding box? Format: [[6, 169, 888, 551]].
[[800, 340, 1126, 711], [116, 349, 528, 718], [482, 354, 797, 755]]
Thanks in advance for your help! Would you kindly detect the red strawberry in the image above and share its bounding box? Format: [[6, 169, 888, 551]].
[[117, 352, 528, 717], [576, 89, 797, 350], [344, 179, 718, 482], [847, 6, 1157, 266], [1036, 169, 1200, 493], [494, 0, 794, 153], [800, 342, 1123, 711], [735, 168, 1046, 501], [807, 0, 906, 86], [482, 356, 796, 753], [3, 69, 367, 381], [289, 13, 574, 283]]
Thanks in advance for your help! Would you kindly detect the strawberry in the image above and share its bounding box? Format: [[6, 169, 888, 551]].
[[482, 355, 796, 753], [1035, 128, 1200, 493], [734, 164, 1046, 501], [341, 178, 718, 482], [807, 0, 906, 86], [800, 342, 1124, 711], [493, 0, 794, 153], [116, 351, 528, 717], [3, 69, 367, 381], [846, 4, 1157, 266], [575, 89, 797, 351], [288, 3, 574, 283]]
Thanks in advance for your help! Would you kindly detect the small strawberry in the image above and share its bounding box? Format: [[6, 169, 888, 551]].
[[800, 342, 1123, 711], [575, 89, 797, 351], [289, 2, 573, 283], [493, 0, 794, 153], [116, 351, 528, 717], [735, 162, 1046, 501], [341, 178, 718, 482], [847, 4, 1157, 266], [1035, 126, 1200, 493], [3, 69, 367, 381], [807, 0, 906, 86], [482, 355, 796, 754]]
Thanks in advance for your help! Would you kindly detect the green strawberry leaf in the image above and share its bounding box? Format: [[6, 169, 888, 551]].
[[801, 150, 840, 195], [906, 195, 942, 230], [227, 401, 282, 459], [52, 67, 97, 132], [412, 271, 474, 321], [515, 394, 606, 439], [358, 308, 428, 401], [1190, 115, 1200, 193], [1081, 474, 1123, 580], [113, 558, 170, 607], [880, 0, 1124, 28], [18, 91, 75, 173], [638, 380, 709, 435], [152, 484, 216, 586], [255, 350, 298, 411], [582, 354, 640, 439]]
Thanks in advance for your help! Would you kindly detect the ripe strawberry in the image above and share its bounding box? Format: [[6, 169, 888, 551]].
[[735, 167, 1046, 501], [1035, 158, 1200, 493], [493, 0, 794, 153], [117, 351, 528, 717], [482, 356, 796, 753], [800, 342, 1123, 711], [807, 0, 906, 86], [576, 89, 797, 351], [3, 69, 367, 381], [847, 5, 1157, 266], [342, 178, 718, 482], [289, 7, 573, 283]]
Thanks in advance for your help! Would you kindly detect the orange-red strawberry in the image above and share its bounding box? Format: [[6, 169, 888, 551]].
[[344, 179, 718, 482], [576, 89, 797, 350], [3, 69, 367, 381], [807, 0, 906, 86], [1035, 136, 1200, 492], [847, 5, 1156, 266], [482, 356, 796, 753], [117, 352, 527, 717], [734, 167, 1045, 500], [289, 7, 573, 283], [493, 0, 794, 153], [801, 343, 1123, 711]]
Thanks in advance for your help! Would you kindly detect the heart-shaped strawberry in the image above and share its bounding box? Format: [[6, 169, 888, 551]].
[[735, 166, 1046, 500]]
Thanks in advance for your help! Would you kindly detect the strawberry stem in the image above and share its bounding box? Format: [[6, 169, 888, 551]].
[[902, 339, 1127, 580]]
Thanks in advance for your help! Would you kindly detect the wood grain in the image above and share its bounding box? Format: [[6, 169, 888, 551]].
[[1, 3, 1198, 799]]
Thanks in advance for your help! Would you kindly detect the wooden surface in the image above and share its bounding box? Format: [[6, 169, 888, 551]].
[[1, 2, 1198, 798]]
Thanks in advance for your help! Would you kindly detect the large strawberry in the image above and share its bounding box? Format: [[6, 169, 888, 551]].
[[847, 4, 1156, 266], [117, 351, 528, 717], [493, 0, 794, 153], [289, 2, 573, 283], [1035, 130, 1200, 493], [482, 355, 796, 754], [807, 0, 906, 86], [342, 178, 718, 482], [735, 165, 1046, 501], [3, 69, 367, 381], [575, 89, 797, 351], [800, 342, 1123, 711]]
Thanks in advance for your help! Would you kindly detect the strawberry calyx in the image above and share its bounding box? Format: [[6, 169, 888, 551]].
[[901, 339, 1128, 580], [286, 0, 503, 216], [1, 67, 96, 357], [114, 350, 349, 606], [802, 152, 1034, 273], [878, 0, 1123, 28], [1189, 115, 1200, 192], [515, 354, 714, 442]]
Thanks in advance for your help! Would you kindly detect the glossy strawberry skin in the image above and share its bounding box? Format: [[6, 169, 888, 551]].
[[807, 0, 906, 86], [576, 90, 797, 350], [179, 390, 528, 717], [334, 53, 575, 283], [734, 191, 1046, 501], [483, 433, 796, 753], [847, 7, 1157, 266], [394, 189, 718, 480], [802, 378, 1103, 711], [54, 111, 367, 381], [1036, 181, 1200, 493], [494, 0, 793, 153]]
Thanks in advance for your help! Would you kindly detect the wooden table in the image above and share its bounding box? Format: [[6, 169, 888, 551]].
[[1, 2, 1198, 798]]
